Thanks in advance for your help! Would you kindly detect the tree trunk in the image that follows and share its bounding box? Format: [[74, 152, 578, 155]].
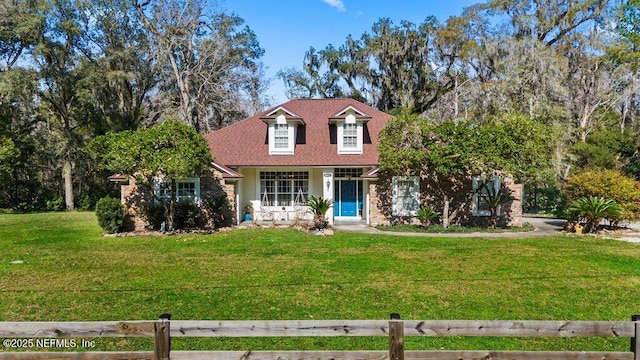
[[453, 77, 459, 122], [489, 209, 497, 229], [63, 160, 74, 211], [442, 199, 450, 229], [168, 178, 176, 231]]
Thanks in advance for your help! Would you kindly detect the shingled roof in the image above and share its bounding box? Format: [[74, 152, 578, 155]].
[[204, 98, 393, 168]]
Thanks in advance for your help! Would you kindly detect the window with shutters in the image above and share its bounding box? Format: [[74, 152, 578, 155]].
[[472, 175, 500, 216], [153, 177, 201, 204], [392, 176, 419, 216]]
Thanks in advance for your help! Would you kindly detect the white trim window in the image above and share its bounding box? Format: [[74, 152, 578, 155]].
[[337, 114, 363, 154], [260, 171, 309, 207], [268, 122, 295, 155], [472, 175, 500, 216], [274, 123, 289, 149], [392, 176, 419, 216], [153, 177, 201, 204], [343, 123, 358, 149]]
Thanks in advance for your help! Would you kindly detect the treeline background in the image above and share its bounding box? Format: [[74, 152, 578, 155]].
[[1, 0, 639, 213]]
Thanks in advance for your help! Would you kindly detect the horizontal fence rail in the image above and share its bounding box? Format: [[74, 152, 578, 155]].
[[1, 320, 634, 338], [0, 314, 637, 360]]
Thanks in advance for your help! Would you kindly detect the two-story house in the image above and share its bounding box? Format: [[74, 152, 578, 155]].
[[204, 98, 392, 225], [115, 98, 523, 230]]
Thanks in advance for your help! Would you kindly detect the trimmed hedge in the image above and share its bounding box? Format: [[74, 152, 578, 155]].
[[95, 197, 125, 233]]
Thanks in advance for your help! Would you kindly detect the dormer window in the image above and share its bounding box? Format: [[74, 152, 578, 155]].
[[261, 107, 304, 155], [274, 123, 289, 149], [343, 123, 358, 149], [331, 106, 369, 155]]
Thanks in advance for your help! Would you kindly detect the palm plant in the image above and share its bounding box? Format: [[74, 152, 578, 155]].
[[416, 205, 439, 228], [568, 196, 623, 233], [305, 195, 334, 229], [477, 182, 515, 228]]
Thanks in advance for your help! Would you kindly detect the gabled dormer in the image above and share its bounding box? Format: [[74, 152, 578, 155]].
[[261, 106, 305, 155], [329, 105, 371, 155]]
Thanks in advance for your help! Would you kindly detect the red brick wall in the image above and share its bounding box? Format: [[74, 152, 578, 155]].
[[369, 172, 524, 228], [119, 169, 237, 231]]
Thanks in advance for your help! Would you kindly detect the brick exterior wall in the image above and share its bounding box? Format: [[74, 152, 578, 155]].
[[118, 169, 237, 232], [369, 181, 389, 226], [369, 172, 524, 228], [199, 170, 237, 226], [502, 176, 523, 227]]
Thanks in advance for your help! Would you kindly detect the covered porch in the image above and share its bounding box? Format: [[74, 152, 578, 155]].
[[234, 167, 375, 225]]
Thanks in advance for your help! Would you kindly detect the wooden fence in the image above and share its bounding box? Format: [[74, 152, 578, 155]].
[[0, 314, 638, 360]]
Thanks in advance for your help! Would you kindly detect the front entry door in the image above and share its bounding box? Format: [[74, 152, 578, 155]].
[[334, 180, 362, 217]]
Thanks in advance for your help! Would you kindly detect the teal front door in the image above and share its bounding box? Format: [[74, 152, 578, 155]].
[[334, 180, 362, 217]]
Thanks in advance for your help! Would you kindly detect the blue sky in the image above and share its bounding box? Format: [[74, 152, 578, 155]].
[[220, 0, 480, 104]]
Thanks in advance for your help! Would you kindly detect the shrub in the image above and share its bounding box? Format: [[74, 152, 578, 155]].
[[568, 196, 623, 233], [306, 196, 334, 217], [95, 197, 125, 234], [305, 196, 334, 229], [203, 195, 230, 229], [416, 205, 439, 227], [77, 195, 93, 211], [624, 156, 640, 180], [46, 197, 65, 212], [564, 168, 640, 221], [173, 200, 204, 230], [143, 203, 167, 230]]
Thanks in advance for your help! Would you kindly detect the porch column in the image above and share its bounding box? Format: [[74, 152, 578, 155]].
[[364, 180, 370, 225], [322, 168, 334, 225], [235, 182, 240, 225]]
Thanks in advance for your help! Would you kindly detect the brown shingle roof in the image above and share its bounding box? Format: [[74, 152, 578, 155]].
[[204, 98, 393, 168]]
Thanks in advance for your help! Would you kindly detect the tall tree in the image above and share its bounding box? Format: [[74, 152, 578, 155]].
[[565, 29, 624, 142], [78, 0, 156, 132], [280, 17, 462, 113], [0, 67, 43, 209], [92, 120, 213, 229], [133, 0, 266, 132], [609, 0, 640, 132], [484, 0, 609, 46], [0, 0, 44, 71], [33, 0, 91, 210]]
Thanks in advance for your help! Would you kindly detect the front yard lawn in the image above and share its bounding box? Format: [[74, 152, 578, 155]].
[[1, 212, 639, 353]]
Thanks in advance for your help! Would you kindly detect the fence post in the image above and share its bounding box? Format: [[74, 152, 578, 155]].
[[154, 313, 171, 360], [389, 313, 404, 360], [633, 315, 640, 360]]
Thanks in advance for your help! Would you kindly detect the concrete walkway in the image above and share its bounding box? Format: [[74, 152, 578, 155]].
[[334, 217, 640, 243], [333, 216, 566, 238]]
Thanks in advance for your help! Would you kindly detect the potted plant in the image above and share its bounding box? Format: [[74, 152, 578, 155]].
[[243, 203, 253, 222], [305, 195, 334, 230]]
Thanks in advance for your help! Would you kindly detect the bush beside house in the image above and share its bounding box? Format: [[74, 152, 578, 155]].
[[95, 197, 125, 233], [116, 169, 236, 232], [376, 111, 546, 228], [564, 168, 640, 223], [91, 120, 235, 232]]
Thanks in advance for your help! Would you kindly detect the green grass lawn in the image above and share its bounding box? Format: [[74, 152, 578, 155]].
[[1, 212, 639, 353]]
